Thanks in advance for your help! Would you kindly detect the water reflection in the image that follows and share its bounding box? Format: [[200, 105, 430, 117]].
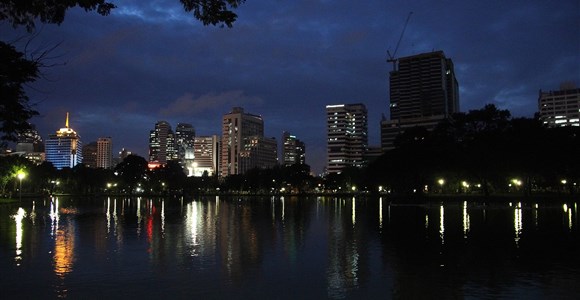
[[463, 201, 470, 239], [439, 204, 445, 245], [514, 202, 522, 247], [1, 197, 579, 299], [11, 207, 25, 265]]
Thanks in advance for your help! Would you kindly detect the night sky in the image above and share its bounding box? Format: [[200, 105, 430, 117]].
[[4, 0, 579, 173]]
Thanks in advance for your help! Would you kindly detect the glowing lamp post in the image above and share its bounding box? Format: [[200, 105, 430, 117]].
[[17, 171, 26, 201]]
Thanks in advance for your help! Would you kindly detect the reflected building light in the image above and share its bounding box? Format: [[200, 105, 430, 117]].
[[54, 220, 75, 279], [568, 207, 573, 231], [30, 201, 36, 225], [281, 196, 285, 222], [187, 202, 200, 257], [106, 197, 111, 234], [563, 203, 568, 213], [50, 197, 60, 237], [439, 205, 445, 245], [534, 203, 539, 228], [463, 201, 470, 239], [379, 197, 383, 230], [425, 214, 429, 230], [136, 198, 141, 236], [161, 200, 165, 236], [113, 198, 118, 236], [215, 196, 220, 216], [352, 197, 356, 226], [514, 203, 522, 247], [12, 207, 26, 265]]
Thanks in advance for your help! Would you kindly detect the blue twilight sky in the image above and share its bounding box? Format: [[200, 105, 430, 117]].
[[3, 0, 579, 174]]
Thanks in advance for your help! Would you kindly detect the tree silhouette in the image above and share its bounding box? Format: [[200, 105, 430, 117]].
[[1, 0, 245, 141]]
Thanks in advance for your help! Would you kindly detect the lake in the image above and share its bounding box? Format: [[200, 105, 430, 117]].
[[1, 196, 579, 299]]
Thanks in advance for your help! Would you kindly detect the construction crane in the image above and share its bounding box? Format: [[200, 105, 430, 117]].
[[387, 11, 413, 71]]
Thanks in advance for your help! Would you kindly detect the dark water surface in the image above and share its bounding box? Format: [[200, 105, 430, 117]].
[[1, 196, 579, 299]]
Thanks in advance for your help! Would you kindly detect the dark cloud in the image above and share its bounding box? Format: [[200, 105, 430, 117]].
[[3, 0, 577, 173]]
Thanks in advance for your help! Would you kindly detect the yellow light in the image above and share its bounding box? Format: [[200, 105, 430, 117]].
[[561, 179, 567, 185], [17, 171, 26, 180], [437, 179, 445, 186], [462, 181, 468, 187]]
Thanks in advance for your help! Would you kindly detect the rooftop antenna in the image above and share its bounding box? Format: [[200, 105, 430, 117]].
[[65, 112, 69, 128], [387, 11, 413, 71]]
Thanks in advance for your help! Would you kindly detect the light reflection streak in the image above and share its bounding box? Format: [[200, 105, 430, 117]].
[[439, 205, 445, 245], [463, 201, 470, 239], [137, 197, 141, 236], [50, 198, 59, 237], [351, 197, 356, 226], [567, 206, 573, 231], [161, 200, 165, 236], [281, 196, 285, 222], [113, 198, 118, 236], [187, 202, 200, 256], [106, 197, 111, 233], [425, 214, 429, 230], [30, 201, 36, 225], [514, 202, 522, 247], [379, 197, 383, 230], [12, 207, 26, 265]]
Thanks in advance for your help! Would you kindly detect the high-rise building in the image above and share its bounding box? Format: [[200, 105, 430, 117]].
[[16, 125, 44, 153], [82, 142, 97, 168], [175, 123, 195, 175], [97, 137, 113, 169], [381, 51, 459, 151], [220, 107, 264, 176], [326, 103, 368, 174], [193, 135, 220, 177], [16, 125, 45, 164], [149, 121, 176, 166], [239, 136, 278, 174], [538, 84, 580, 128], [45, 113, 83, 169], [281, 131, 305, 166]]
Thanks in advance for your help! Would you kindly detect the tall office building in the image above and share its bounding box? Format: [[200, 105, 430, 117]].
[[193, 135, 219, 177], [220, 107, 264, 176], [82, 142, 97, 168], [239, 136, 278, 174], [326, 103, 368, 174], [175, 123, 196, 175], [538, 84, 580, 128], [45, 113, 83, 169], [16, 125, 45, 164], [97, 137, 113, 169], [149, 121, 176, 166], [281, 131, 306, 166], [381, 51, 459, 151]]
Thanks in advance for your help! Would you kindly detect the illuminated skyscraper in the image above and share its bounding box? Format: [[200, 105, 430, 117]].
[[281, 131, 305, 166], [97, 137, 113, 169], [175, 123, 195, 174], [220, 107, 264, 176], [149, 121, 176, 166], [193, 135, 219, 177], [381, 51, 459, 151], [45, 113, 83, 169], [326, 103, 368, 174]]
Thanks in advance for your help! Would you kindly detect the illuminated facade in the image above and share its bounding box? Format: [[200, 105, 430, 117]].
[[220, 107, 264, 176], [97, 137, 113, 169], [381, 51, 459, 151], [326, 103, 368, 174], [45, 113, 83, 169], [281, 131, 305, 166], [149, 121, 176, 166], [239, 136, 278, 174], [538, 85, 580, 127], [175, 123, 196, 174], [193, 135, 219, 177]]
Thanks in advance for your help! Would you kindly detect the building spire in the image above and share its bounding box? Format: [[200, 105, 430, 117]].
[[65, 112, 69, 128]]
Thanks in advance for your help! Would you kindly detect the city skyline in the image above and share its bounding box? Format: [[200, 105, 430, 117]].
[[2, 1, 578, 173]]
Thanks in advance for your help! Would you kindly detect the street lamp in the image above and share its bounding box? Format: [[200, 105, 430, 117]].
[[17, 171, 26, 201]]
